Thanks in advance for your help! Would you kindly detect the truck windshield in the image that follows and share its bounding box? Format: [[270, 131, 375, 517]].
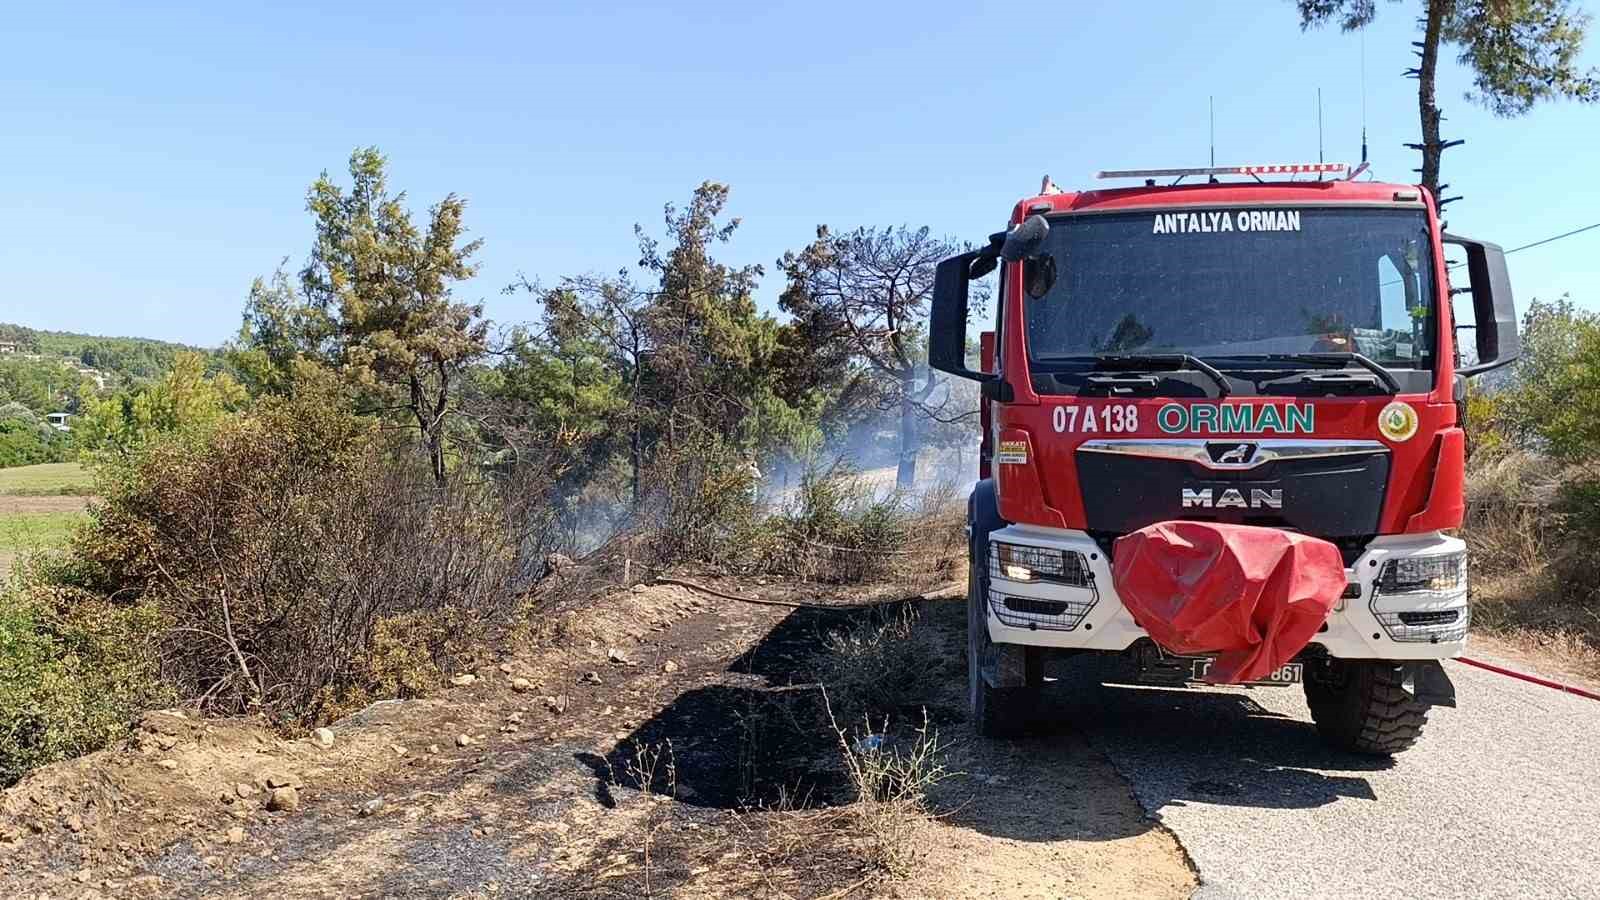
[[1025, 207, 1436, 370]]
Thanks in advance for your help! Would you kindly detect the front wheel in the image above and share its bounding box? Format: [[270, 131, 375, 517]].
[[967, 554, 1043, 737], [1304, 660, 1430, 755]]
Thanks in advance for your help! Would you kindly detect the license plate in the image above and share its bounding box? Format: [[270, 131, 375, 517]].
[[1191, 659, 1303, 686]]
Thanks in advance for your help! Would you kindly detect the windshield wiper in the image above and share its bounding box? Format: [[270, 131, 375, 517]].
[[1089, 353, 1232, 398], [1205, 352, 1402, 394]]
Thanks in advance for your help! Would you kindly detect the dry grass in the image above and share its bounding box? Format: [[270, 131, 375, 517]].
[[1464, 449, 1600, 679], [813, 603, 944, 726], [1463, 450, 1562, 571], [754, 465, 966, 587], [824, 693, 951, 878], [625, 740, 678, 899]]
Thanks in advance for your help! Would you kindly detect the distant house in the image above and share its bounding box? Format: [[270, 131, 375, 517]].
[[73, 366, 107, 389], [0, 341, 16, 354], [46, 412, 71, 431]]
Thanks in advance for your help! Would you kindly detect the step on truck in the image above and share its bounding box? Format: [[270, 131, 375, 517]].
[[928, 164, 1519, 755]]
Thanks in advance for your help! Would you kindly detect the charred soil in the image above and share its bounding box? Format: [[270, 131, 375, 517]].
[[0, 575, 1194, 899]]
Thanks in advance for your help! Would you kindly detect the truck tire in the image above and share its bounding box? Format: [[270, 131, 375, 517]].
[[1304, 660, 1430, 755], [967, 528, 1043, 738]]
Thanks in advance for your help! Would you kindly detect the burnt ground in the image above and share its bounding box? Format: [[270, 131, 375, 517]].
[[0, 577, 1193, 899]]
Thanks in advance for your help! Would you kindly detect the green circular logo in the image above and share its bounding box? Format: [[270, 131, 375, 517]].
[[1378, 401, 1419, 442]]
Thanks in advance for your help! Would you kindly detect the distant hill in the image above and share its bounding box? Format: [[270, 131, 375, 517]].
[[0, 322, 215, 382]]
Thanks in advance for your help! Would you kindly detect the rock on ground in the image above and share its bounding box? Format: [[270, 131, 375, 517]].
[[266, 787, 299, 812]]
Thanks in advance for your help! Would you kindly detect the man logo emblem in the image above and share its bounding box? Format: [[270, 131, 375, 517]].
[[1182, 487, 1283, 509], [1218, 444, 1253, 464], [1206, 442, 1258, 466]]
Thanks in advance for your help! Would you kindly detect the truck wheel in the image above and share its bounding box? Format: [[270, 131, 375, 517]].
[[1304, 660, 1429, 755], [967, 553, 1043, 737]]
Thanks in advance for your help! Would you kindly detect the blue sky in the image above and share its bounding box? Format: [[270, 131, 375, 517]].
[[3, 2, 1597, 346]]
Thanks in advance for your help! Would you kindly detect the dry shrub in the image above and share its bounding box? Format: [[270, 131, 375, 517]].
[[824, 694, 949, 878], [763, 465, 914, 583], [1463, 449, 1562, 573], [813, 604, 943, 725], [347, 608, 487, 711], [633, 435, 758, 568], [65, 392, 558, 727]]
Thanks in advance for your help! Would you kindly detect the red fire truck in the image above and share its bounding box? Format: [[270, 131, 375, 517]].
[[929, 164, 1519, 754]]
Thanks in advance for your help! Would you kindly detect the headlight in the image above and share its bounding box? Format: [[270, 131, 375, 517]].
[[1376, 552, 1467, 596], [1370, 549, 1469, 643], [988, 542, 1091, 586], [992, 542, 1063, 581]]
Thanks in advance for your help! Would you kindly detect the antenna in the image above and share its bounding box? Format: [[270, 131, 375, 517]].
[[1209, 96, 1215, 167], [1317, 88, 1325, 167], [1360, 30, 1369, 165]]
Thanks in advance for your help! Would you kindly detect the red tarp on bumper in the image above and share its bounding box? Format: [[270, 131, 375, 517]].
[[1111, 521, 1344, 684]]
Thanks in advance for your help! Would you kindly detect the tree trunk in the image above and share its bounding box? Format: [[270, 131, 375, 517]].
[[630, 423, 642, 505], [628, 359, 644, 505], [896, 370, 919, 491], [410, 373, 447, 487], [1417, 0, 1448, 200]]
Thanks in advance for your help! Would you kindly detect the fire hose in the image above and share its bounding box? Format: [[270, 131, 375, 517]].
[[1454, 656, 1600, 702]]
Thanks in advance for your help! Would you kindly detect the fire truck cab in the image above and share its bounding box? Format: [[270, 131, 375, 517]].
[[929, 164, 1519, 754]]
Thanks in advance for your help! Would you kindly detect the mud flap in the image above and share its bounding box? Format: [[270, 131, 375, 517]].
[[1401, 660, 1457, 708]]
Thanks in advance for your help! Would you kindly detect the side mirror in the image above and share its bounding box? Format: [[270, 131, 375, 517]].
[[1443, 234, 1520, 376], [929, 251, 995, 384], [1001, 215, 1050, 262]]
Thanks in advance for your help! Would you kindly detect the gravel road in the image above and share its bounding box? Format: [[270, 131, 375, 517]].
[[1052, 651, 1599, 900]]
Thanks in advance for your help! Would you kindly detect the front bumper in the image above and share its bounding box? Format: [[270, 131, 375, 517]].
[[983, 525, 1469, 660]]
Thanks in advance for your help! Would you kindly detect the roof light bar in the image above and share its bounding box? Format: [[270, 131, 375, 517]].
[[1097, 163, 1348, 179]]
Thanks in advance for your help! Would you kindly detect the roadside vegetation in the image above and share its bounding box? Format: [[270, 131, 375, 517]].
[[1464, 297, 1600, 677], [0, 148, 975, 790]]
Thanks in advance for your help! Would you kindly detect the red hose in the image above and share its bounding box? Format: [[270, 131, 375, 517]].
[[1455, 656, 1600, 702]]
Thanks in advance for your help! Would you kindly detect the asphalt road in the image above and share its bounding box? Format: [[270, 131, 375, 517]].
[[1052, 652, 1599, 900]]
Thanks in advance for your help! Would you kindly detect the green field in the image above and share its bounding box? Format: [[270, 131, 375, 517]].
[[0, 464, 93, 575], [0, 509, 85, 577], [0, 511, 83, 551], [0, 462, 94, 496]]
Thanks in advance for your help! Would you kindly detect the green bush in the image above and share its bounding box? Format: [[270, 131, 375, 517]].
[[1492, 297, 1600, 460], [0, 405, 73, 469], [1549, 470, 1600, 610], [0, 582, 168, 785]]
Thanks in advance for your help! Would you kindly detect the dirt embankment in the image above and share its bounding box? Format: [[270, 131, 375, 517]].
[[0, 576, 1194, 899]]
